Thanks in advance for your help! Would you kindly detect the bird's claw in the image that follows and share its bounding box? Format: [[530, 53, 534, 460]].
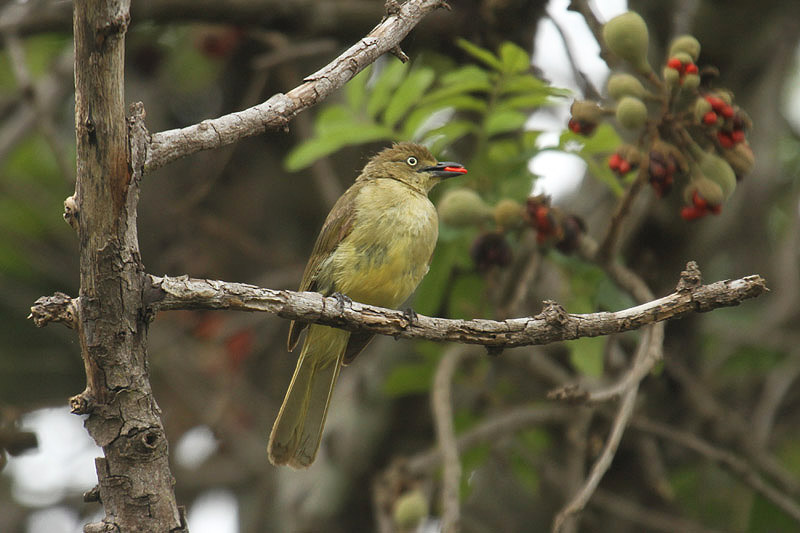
[[332, 292, 352, 309], [402, 307, 418, 328]]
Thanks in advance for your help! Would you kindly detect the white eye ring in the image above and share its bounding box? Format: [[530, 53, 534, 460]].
[[406, 156, 418, 166]]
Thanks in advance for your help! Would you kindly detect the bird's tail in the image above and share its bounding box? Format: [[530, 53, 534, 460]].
[[268, 324, 349, 468]]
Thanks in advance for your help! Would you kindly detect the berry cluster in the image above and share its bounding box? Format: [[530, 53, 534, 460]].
[[567, 11, 755, 221]]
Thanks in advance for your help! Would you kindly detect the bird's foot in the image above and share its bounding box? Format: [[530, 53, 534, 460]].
[[332, 292, 353, 310], [402, 307, 418, 328]]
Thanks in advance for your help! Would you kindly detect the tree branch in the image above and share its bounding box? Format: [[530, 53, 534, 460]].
[[32, 266, 767, 348], [140, 264, 764, 346], [142, 0, 449, 173]]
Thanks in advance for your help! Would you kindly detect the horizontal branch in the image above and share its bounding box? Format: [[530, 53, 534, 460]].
[[30, 264, 767, 349], [137, 264, 764, 348], [143, 0, 447, 172]]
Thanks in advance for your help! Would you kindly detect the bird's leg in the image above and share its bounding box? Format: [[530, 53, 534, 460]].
[[331, 292, 353, 310], [402, 307, 418, 328]]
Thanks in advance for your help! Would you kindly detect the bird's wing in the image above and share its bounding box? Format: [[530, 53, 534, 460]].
[[287, 183, 362, 351]]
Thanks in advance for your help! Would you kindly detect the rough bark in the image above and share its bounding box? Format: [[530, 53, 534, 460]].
[[72, 1, 184, 531]]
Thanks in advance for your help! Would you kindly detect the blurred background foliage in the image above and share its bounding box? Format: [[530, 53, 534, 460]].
[[1, 1, 800, 532]]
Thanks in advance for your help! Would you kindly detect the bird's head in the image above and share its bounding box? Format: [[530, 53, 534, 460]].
[[360, 142, 467, 194]]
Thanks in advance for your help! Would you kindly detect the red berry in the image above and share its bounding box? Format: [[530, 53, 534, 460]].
[[667, 57, 682, 70], [706, 96, 726, 112], [731, 130, 746, 143], [692, 191, 707, 210], [721, 105, 735, 119], [685, 63, 699, 74], [608, 153, 622, 170], [681, 206, 705, 221], [703, 111, 718, 125], [717, 131, 735, 148], [568, 119, 581, 134], [619, 160, 631, 174]]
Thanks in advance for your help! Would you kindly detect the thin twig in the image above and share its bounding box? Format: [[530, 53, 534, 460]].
[[431, 345, 469, 533], [551, 365, 640, 532], [546, 14, 601, 100], [631, 416, 800, 523], [143, 0, 449, 173], [591, 489, 725, 533]]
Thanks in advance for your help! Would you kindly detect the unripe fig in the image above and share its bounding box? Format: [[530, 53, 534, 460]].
[[662, 66, 680, 87], [603, 11, 652, 73], [438, 188, 492, 227], [694, 97, 713, 122], [569, 100, 603, 136], [693, 149, 737, 200], [393, 490, 428, 531], [682, 73, 700, 90], [669, 35, 701, 61], [607, 73, 647, 100], [615, 96, 648, 130], [685, 175, 724, 207], [493, 198, 524, 231], [669, 51, 694, 66], [723, 142, 755, 178]]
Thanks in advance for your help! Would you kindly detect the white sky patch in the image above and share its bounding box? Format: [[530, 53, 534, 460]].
[[175, 425, 219, 469], [784, 42, 800, 131], [4, 407, 101, 507], [187, 489, 239, 533], [529, 0, 628, 201]]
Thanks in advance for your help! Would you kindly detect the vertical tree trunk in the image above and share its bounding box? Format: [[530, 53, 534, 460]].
[[72, 1, 184, 530]]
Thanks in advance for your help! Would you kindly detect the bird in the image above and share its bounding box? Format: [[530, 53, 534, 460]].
[[268, 142, 467, 468]]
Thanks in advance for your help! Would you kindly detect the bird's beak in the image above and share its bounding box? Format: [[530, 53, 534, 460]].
[[419, 161, 468, 179]]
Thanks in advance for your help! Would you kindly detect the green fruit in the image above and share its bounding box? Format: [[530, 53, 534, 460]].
[[693, 97, 712, 122], [493, 198, 524, 230], [438, 188, 492, 227], [682, 73, 700, 90], [393, 490, 428, 530], [662, 66, 680, 87], [603, 11, 652, 73], [695, 150, 737, 200], [669, 35, 701, 61], [570, 99, 603, 123], [723, 142, 754, 178], [686, 175, 724, 206], [607, 73, 647, 100], [615, 96, 648, 130], [670, 51, 694, 66]]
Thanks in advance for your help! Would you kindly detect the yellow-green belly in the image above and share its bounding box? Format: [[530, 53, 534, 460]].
[[325, 180, 438, 309]]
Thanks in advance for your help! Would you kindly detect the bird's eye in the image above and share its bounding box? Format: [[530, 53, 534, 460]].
[[406, 156, 418, 167]]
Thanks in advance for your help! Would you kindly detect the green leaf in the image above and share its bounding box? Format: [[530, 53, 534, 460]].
[[285, 123, 394, 171], [402, 95, 486, 140], [559, 122, 622, 154], [423, 120, 478, 154], [314, 105, 356, 135], [425, 94, 489, 113], [496, 93, 551, 111], [345, 66, 371, 111], [366, 59, 408, 118], [422, 66, 493, 102], [499, 42, 531, 74], [456, 38, 503, 70], [568, 336, 605, 377], [484, 109, 528, 137], [383, 68, 436, 127]]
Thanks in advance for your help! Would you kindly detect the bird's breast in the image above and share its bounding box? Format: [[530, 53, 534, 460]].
[[330, 181, 438, 308]]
